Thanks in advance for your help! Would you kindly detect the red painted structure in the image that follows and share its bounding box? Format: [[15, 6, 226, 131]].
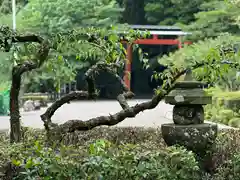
[[123, 25, 192, 90]]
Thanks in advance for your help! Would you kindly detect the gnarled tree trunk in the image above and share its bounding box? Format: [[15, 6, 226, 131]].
[[9, 67, 22, 143], [7, 36, 50, 143]]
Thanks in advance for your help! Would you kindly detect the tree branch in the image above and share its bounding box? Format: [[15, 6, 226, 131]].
[[41, 32, 229, 137], [117, 91, 135, 110], [41, 61, 134, 130], [84, 61, 130, 99], [47, 87, 169, 134], [15, 38, 50, 75], [45, 59, 215, 137], [42, 63, 189, 137], [13, 34, 44, 44], [40, 91, 96, 124], [0, 28, 50, 75], [88, 62, 134, 109]]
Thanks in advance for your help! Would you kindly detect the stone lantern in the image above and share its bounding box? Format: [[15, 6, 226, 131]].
[[161, 70, 218, 154]]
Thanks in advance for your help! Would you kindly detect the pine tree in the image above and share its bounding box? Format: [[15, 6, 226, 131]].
[[185, 0, 240, 41]]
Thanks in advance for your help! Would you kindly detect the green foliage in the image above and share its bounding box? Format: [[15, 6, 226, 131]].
[[0, 24, 145, 92], [119, 0, 146, 24], [228, 118, 240, 128], [0, 52, 12, 82], [17, 0, 123, 33], [0, 0, 27, 14], [8, 139, 200, 180], [0, 81, 10, 91], [234, 0, 240, 27], [212, 130, 240, 180], [157, 34, 240, 88], [208, 129, 240, 179], [20, 94, 49, 105], [1, 127, 240, 179], [184, 0, 240, 41], [204, 88, 240, 128], [0, 0, 125, 93], [145, 0, 210, 25], [217, 91, 240, 100], [214, 154, 240, 180]]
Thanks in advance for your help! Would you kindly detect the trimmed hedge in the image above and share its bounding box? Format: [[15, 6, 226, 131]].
[[205, 88, 240, 128], [20, 93, 49, 107], [0, 127, 240, 179]]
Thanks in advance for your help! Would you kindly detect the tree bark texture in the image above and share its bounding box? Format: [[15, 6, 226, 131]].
[[8, 35, 50, 143], [9, 67, 22, 143]]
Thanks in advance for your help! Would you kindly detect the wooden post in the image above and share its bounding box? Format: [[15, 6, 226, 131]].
[[153, 34, 158, 40], [124, 43, 133, 90], [178, 36, 182, 49]]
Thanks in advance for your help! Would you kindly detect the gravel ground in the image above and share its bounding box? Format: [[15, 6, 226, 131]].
[[0, 100, 234, 132]]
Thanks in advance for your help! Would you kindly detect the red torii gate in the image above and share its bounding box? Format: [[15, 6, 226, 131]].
[[122, 25, 192, 90]]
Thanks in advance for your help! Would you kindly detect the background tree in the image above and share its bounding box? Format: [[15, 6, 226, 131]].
[[157, 34, 240, 90], [0, 0, 126, 96], [17, 0, 122, 33], [0, 25, 145, 143], [119, 0, 146, 24], [183, 0, 240, 41], [145, 0, 210, 25], [0, 0, 27, 14]]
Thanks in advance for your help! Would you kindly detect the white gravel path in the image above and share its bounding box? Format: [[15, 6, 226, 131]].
[[0, 100, 236, 132]]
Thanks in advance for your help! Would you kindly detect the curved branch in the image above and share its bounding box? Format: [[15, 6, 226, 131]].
[[41, 61, 134, 130], [15, 39, 50, 75], [0, 25, 46, 52], [57, 96, 163, 133], [44, 60, 214, 137], [43, 32, 231, 136], [40, 91, 97, 124], [117, 91, 135, 110], [85, 61, 128, 92], [42, 64, 188, 137]]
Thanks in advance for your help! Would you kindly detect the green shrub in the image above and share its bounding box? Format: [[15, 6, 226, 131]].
[[61, 127, 165, 146], [218, 109, 235, 124], [209, 129, 240, 172], [213, 91, 240, 111], [1, 127, 240, 179], [228, 118, 240, 128], [21, 95, 48, 101], [213, 154, 240, 180], [0, 128, 201, 180], [204, 87, 223, 97], [11, 140, 200, 180], [204, 87, 240, 127], [217, 91, 240, 100], [225, 99, 240, 112], [205, 105, 236, 125]]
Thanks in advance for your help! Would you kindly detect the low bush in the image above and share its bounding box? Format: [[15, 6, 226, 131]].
[[209, 129, 240, 171], [204, 88, 240, 127], [11, 141, 200, 180], [213, 153, 240, 180], [212, 130, 240, 180], [0, 127, 240, 179]]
